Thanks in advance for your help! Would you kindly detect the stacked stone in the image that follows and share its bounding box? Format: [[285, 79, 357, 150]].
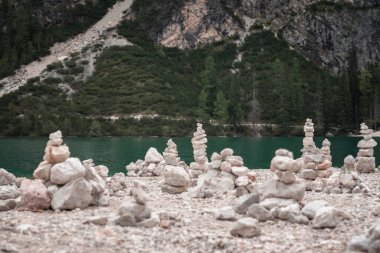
[[30, 130, 107, 211], [232, 149, 346, 229], [343, 155, 355, 172], [189, 123, 209, 178], [163, 139, 180, 166], [356, 123, 377, 173], [190, 148, 256, 198], [321, 139, 332, 162], [106, 172, 128, 197], [126, 148, 165, 177], [301, 118, 319, 157], [323, 170, 369, 194], [299, 119, 332, 186], [0, 169, 19, 212]]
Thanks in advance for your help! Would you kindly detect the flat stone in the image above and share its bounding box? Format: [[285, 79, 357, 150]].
[[235, 192, 260, 214], [217, 206, 236, 221], [260, 198, 297, 210], [84, 216, 108, 226], [356, 157, 376, 173], [220, 148, 233, 158], [258, 179, 305, 201], [231, 166, 249, 177], [230, 217, 260, 238], [301, 169, 317, 180], [276, 171, 296, 184], [270, 156, 296, 172], [161, 183, 187, 194], [357, 139, 377, 149]]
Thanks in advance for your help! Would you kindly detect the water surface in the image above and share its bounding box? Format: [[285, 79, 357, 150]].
[[0, 136, 376, 177]]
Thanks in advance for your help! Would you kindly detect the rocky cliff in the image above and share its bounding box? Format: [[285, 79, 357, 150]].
[[128, 0, 380, 74]]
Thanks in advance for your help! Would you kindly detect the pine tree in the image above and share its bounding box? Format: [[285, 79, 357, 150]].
[[196, 88, 209, 122], [213, 90, 229, 123], [359, 69, 374, 127]]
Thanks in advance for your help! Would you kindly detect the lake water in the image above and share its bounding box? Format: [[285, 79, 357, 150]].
[[0, 137, 377, 178]]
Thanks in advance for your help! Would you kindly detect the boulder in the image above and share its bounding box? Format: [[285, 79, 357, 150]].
[[51, 177, 93, 210], [0, 184, 20, 200], [144, 148, 164, 163], [312, 207, 340, 229], [50, 158, 86, 185], [0, 169, 17, 186], [164, 166, 191, 187], [33, 161, 52, 181], [230, 217, 260, 238], [19, 179, 51, 211]]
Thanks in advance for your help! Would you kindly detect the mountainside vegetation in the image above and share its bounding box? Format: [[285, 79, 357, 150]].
[[0, 1, 379, 137], [0, 0, 117, 79]]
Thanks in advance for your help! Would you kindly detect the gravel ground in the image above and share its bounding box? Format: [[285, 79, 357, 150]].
[[1, 170, 379, 253]]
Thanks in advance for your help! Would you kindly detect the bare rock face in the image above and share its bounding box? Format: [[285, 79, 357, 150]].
[[128, 0, 380, 73], [19, 179, 51, 211]]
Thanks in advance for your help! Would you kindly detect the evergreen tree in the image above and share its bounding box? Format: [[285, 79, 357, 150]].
[[213, 90, 229, 123], [359, 69, 374, 127], [196, 88, 209, 121]]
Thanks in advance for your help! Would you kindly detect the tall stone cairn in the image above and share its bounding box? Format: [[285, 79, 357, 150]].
[[189, 123, 209, 178], [321, 139, 332, 162], [356, 123, 377, 173], [301, 118, 318, 157]]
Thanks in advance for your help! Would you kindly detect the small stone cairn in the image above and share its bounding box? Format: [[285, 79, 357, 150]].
[[356, 123, 377, 173], [190, 148, 256, 198], [343, 155, 356, 172], [229, 149, 348, 237], [189, 123, 209, 178], [126, 148, 165, 177], [163, 139, 188, 170], [31, 130, 107, 211], [299, 119, 333, 186], [323, 169, 369, 194]]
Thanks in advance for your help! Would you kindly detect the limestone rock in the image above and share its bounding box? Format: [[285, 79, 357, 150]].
[[230, 217, 260, 238], [161, 183, 188, 194], [312, 206, 340, 228], [235, 192, 260, 214], [259, 198, 297, 210], [216, 206, 236, 221], [163, 165, 191, 187], [258, 179, 305, 201], [0, 184, 20, 200], [0, 168, 17, 186], [247, 204, 273, 221], [0, 199, 17, 212], [51, 177, 93, 210], [302, 200, 328, 219], [49, 130, 62, 140], [33, 161, 52, 181], [19, 179, 51, 211], [144, 148, 164, 163], [50, 158, 86, 185]]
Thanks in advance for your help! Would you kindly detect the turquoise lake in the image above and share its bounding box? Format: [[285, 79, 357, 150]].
[[0, 137, 377, 177]]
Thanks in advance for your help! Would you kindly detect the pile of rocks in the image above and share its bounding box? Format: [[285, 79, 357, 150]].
[[191, 148, 256, 198], [189, 123, 209, 178], [323, 170, 369, 194], [114, 181, 157, 227], [0, 169, 19, 211], [163, 139, 188, 170], [106, 172, 128, 197], [348, 220, 380, 253], [321, 139, 332, 162], [30, 130, 108, 211], [356, 123, 377, 173], [343, 155, 356, 172], [126, 148, 165, 177], [299, 119, 333, 187], [229, 149, 348, 237]]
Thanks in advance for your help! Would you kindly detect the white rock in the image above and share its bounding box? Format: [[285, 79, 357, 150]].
[[235, 176, 249, 187], [217, 206, 236, 221], [312, 206, 340, 229], [230, 217, 260, 238], [0, 168, 17, 186], [164, 166, 191, 187], [231, 166, 249, 176], [302, 200, 328, 219], [144, 148, 164, 163], [50, 158, 86, 185], [33, 161, 52, 181], [247, 204, 273, 221], [220, 148, 233, 158], [49, 130, 62, 140]]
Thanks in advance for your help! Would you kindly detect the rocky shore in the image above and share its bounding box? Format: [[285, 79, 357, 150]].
[[0, 170, 380, 253]]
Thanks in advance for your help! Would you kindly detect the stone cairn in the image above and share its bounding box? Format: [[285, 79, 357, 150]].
[[30, 130, 108, 211], [299, 119, 332, 188], [190, 148, 256, 198], [189, 123, 209, 178], [356, 122, 377, 173], [323, 170, 369, 194], [0, 169, 19, 212], [229, 149, 348, 238], [347, 220, 380, 253], [126, 148, 165, 177], [163, 139, 188, 170], [343, 155, 356, 172]]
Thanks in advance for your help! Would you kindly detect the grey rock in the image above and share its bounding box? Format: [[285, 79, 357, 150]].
[[302, 200, 328, 219], [0, 168, 17, 186], [0, 184, 20, 200], [235, 191, 260, 214], [50, 158, 86, 185], [118, 202, 151, 222], [230, 217, 260, 238], [348, 235, 369, 252], [258, 179, 305, 201], [216, 206, 236, 221], [84, 216, 108, 226], [0, 199, 17, 211], [161, 183, 187, 194], [260, 198, 297, 210], [247, 204, 273, 221], [312, 207, 340, 229]]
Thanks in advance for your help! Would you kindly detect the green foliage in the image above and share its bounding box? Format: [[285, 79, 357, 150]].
[[213, 91, 229, 123]]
